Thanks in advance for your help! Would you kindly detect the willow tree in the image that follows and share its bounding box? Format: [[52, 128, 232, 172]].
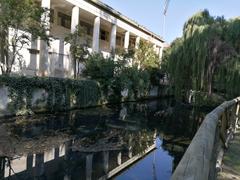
[[166, 10, 238, 99], [215, 18, 240, 98], [0, 0, 48, 75]]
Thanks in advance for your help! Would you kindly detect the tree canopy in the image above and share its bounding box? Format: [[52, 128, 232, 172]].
[[65, 25, 90, 78], [134, 40, 160, 69], [164, 10, 240, 100], [0, 0, 48, 74]]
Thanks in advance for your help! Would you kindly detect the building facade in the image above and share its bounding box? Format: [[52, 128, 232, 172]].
[[8, 0, 165, 78]]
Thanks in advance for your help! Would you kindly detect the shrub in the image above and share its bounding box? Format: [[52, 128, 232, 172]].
[[113, 66, 151, 101], [83, 53, 119, 100], [147, 67, 165, 86], [83, 53, 116, 83]]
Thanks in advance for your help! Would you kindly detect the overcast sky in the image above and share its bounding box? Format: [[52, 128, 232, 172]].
[[101, 0, 240, 43]]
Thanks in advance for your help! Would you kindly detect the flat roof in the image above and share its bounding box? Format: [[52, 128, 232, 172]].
[[87, 0, 164, 43]]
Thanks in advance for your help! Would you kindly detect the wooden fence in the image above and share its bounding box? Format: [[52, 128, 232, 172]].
[[172, 97, 240, 180]]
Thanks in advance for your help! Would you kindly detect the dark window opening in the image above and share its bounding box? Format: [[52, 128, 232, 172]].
[[50, 9, 54, 23], [100, 30, 109, 41], [58, 12, 71, 29], [130, 38, 135, 48], [80, 21, 93, 36], [116, 36, 122, 46]]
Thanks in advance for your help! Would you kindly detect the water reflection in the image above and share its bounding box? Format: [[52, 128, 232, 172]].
[[0, 99, 207, 180]]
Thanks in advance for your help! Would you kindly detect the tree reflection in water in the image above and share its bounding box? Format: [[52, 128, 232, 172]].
[[0, 98, 208, 180]]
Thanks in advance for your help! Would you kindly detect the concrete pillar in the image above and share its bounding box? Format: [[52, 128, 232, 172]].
[[153, 44, 157, 52], [155, 46, 160, 55], [59, 143, 66, 157], [92, 16, 100, 53], [110, 24, 117, 53], [135, 36, 140, 49], [70, 6, 80, 77], [44, 148, 55, 162], [71, 6, 80, 33], [154, 129, 157, 147], [39, 38, 49, 76], [103, 151, 109, 174], [124, 31, 130, 50], [27, 155, 33, 170], [54, 147, 60, 159], [65, 141, 72, 160], [117, 152, 122, 165], [29, 37, 38, 75], [41, 0, 51, 35], [128, 135, 133, 158], [128, 146, 133, 158], [34, 153, 45, 177], [159, 46, 163, 62], [86, 154, 93, 180], [39, 0, 51, 76], [59, 38, 64, 76]]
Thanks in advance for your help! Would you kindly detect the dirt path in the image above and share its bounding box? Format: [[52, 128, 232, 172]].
[[217, 130, 240, 180]]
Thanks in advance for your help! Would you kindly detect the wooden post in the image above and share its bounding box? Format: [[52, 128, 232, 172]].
[[225, 105, 235, 148], [234, 102, 240, 133], [220, 111, 227, 148]]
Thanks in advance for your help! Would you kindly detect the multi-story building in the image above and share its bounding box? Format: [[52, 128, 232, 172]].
[[8, 0, 165, 78]]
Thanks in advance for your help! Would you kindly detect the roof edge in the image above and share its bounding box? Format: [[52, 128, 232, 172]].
[[87, 0, 164, 43]]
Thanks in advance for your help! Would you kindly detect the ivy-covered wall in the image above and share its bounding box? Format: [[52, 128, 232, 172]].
[[0, 76, 102, 117], [0, 76, 170, 118]]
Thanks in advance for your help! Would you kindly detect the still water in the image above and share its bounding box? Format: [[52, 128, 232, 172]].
[[0, 99, 207, 180]]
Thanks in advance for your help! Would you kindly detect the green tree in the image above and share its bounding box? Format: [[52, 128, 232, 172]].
[[215, 18, 240, 98], [0, 0, 48, 75], [65, 25, 89, 78], [166, 10, 238, 100], [83, 53, 116, 81], [134, 40, 159, 69], [83, 53, 116, 96]]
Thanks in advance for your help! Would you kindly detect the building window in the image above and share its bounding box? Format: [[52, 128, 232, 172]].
[[58, 12, 71, 29], [80, 21, 93, 36], [116, 36, 122, 46], [100, 29, 109, 41], [130, 38, 135, 48], [50, 9, 54, 23]]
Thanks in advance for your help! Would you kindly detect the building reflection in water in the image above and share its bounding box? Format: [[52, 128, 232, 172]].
[[0, 99, 207, 180], [1, 132, 156, 179]]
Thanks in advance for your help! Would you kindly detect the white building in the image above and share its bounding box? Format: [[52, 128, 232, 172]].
[[8, 0, 165, 78]]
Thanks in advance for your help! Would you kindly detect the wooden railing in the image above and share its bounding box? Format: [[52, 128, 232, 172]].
[[172, 97, 240, 180]]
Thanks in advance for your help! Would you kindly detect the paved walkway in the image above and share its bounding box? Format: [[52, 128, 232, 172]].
[[217, 129, 240, 180]]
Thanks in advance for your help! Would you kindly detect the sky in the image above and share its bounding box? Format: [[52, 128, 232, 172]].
[[101, 0, 240, 43]]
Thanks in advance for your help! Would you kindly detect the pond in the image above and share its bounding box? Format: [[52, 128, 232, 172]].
[[0, 98, 208, 180]]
